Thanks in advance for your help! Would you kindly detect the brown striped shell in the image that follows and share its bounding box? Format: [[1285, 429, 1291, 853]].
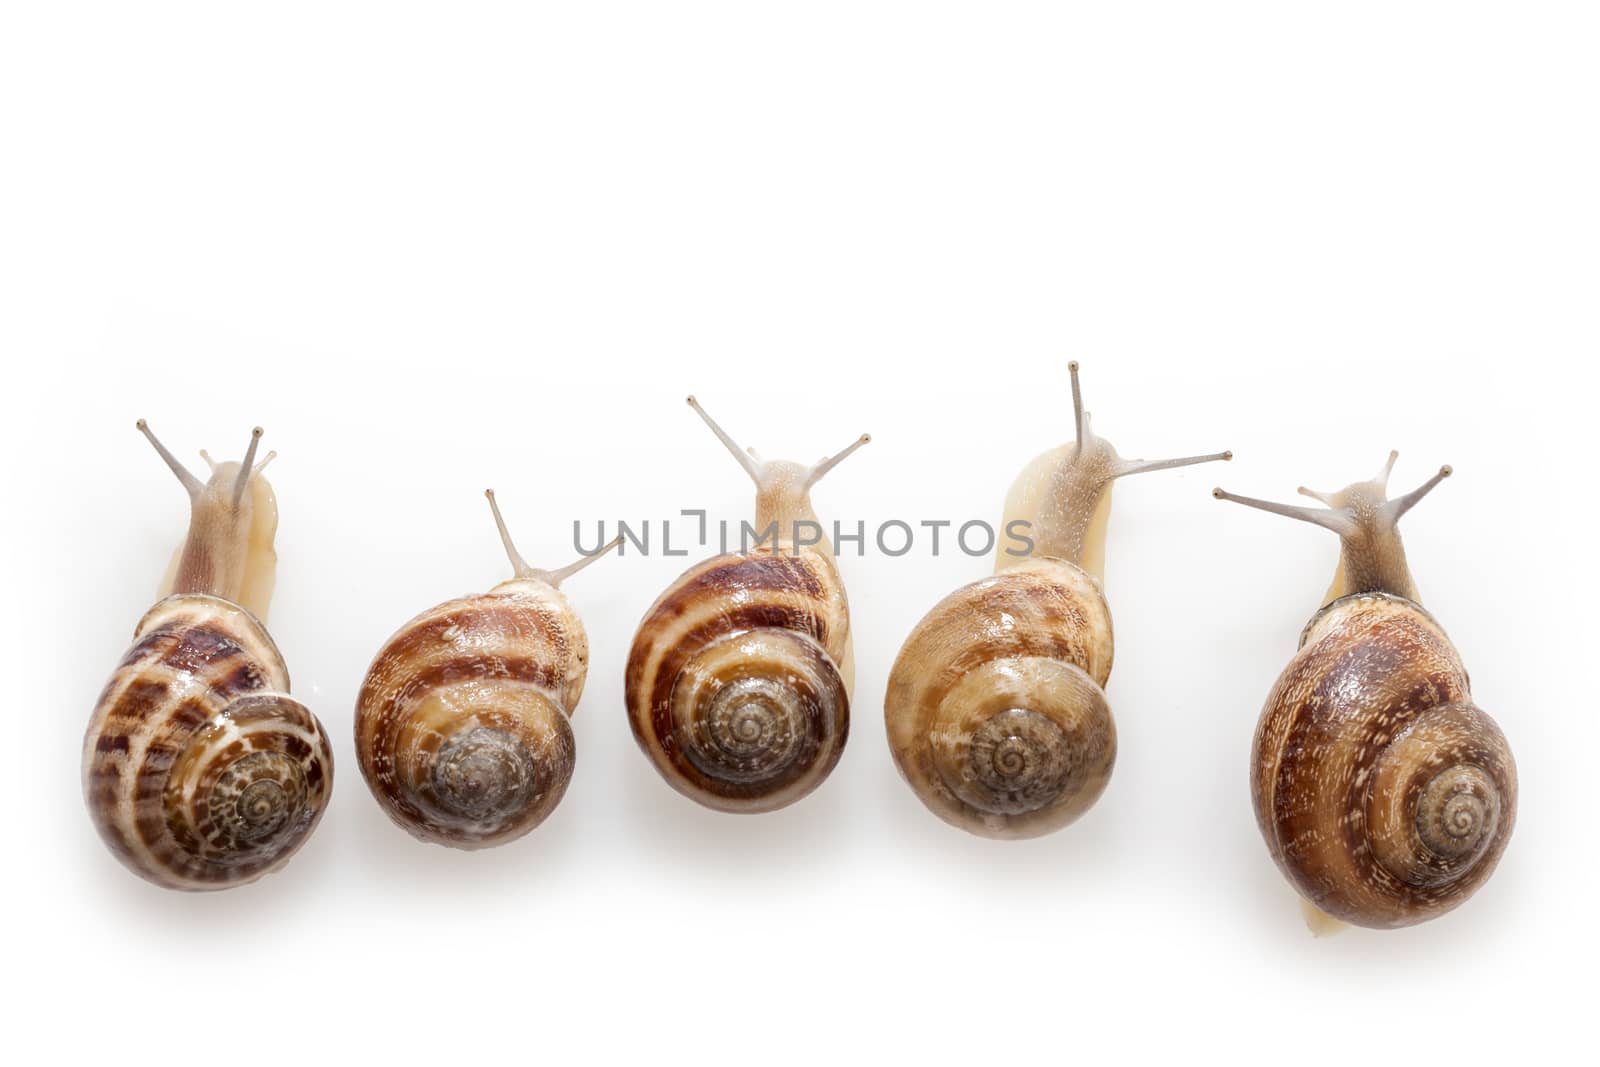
[[625, 547, 851, 813], [885, 557, 1116, 838], [83, 594, 334, 890], [1252, 593, 1516, 928], [356, 579, 588, 848]]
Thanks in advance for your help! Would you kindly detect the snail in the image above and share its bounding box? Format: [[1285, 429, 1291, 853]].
[[355, 491, 621, 848], [83, 421, 333, 890], [885, 362, 1230, 838], [1215, 452, 1516, 930], [625, 396, 869, 813]]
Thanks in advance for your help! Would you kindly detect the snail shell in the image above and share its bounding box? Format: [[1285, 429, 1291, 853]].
[[357, 584, 585, 847], [627, 546, 852, 813], [355, 492, 614, 848], [84, 595, 333, 889], [1252, 593, 1515, 928], [885, 557, 1115, 838], [625, 396, 867, 813]]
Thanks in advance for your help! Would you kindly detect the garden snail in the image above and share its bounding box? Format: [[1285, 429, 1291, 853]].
[[625, 396, 869, 813], [83, 421, 333, 890], [355, 491, 621, 848], [885, 362, 1230, 838], [1215, 453, 1516, 930]]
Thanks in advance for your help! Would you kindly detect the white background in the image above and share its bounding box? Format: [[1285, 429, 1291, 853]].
[[3, 3, 1595, 1063]]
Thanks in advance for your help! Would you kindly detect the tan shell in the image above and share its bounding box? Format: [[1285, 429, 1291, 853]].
[[83, 594, 334, 890], [356, 579, 587, 848], [1252, 593, 1517, 928], [885, 557, 1116, 839], [625, 547, 851, 813]]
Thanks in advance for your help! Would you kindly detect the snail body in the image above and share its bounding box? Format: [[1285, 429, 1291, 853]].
[[356, 492, 619, 848], [1217, 454, 1516, 929], [886, 363, 1230, 838], [625, 397, 869, 813], [84, 423, 332, 890]]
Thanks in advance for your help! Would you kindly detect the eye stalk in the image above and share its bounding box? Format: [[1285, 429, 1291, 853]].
[[686, 394, 870, 549], [686, 394, 870, 489], [1009, 361, 1232, 572], [136, 420, 280, 619], [483, 488, 621, 587], [232, 426, 265, 507], [136, 418, 205, 498], [1215, 452, 1454, 604], [137, 420, 274, 504]]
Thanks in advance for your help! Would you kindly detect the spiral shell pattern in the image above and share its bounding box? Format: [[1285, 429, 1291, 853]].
[[626, 548, 851, 813], [885, 557, 1116, 839], [83, 595, 333, 890], [1253, 593, 1517, 928], [356, 581, 585, 848]]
